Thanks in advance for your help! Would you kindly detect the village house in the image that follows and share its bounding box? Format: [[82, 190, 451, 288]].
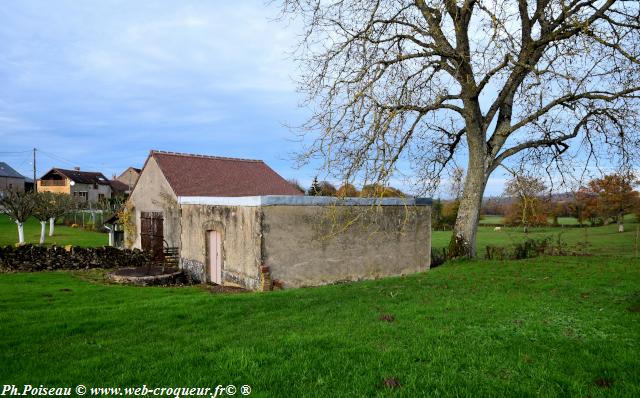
[[37, 167, 114, 203], [115, 167, 141, 193], [125, 150, 431, 290], [0, 162, 26, 197]]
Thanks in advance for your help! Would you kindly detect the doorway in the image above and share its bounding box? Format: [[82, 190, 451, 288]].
[[207, 230, 222, 284], [140, 211, 164, 260]]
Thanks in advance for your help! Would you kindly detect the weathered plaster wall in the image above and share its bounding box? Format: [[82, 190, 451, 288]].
[[262, 205, 431, 288], [179, 205, 262, 287], [126, 157, 181, 250]]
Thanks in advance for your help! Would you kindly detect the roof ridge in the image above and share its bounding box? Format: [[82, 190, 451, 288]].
[[150, 150, 263, 163], [55, 167, 104, 175]]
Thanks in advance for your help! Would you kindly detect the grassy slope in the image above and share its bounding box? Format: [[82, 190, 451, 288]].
[[1, 257, 639, 397], [0, 214, 107, 247]]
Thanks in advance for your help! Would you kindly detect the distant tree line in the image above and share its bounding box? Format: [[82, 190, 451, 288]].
[[304, 177, 404, 198], [432, 172, 640, 232]]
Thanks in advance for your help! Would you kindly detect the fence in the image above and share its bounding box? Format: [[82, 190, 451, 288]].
[[63, 210, 109, 230]]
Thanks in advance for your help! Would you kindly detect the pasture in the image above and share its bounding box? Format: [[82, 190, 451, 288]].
[[435, 216, 639, 258], [1, 256, 639, 397]]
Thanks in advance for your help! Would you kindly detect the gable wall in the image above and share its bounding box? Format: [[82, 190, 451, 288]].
[[126, 157, 180, 250]]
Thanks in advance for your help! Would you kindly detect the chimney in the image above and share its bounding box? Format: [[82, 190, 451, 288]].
[[74, 167, 80, 171]]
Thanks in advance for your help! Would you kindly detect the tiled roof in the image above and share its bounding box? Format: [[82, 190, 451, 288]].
[[43, 168, 110, 185], [149, 150, 303, 197], [109, 179, 130, 193], [0, 162, 25, 179]]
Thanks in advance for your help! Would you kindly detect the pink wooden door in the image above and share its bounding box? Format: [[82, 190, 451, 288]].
[[208, 231, 222, 284]]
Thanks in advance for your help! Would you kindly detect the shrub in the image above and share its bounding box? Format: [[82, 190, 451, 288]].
[[430, 247, 447, 267]]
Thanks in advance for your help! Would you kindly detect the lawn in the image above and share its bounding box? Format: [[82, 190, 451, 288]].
[[0, 257, 638, 397], [433, 218, 640, 258], [0, 214, 107, 247]]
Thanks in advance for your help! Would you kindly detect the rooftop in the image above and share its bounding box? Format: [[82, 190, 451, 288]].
[[148, 150, 303, 197]]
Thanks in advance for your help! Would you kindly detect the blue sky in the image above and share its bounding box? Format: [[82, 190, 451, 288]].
[[0, 0, 512, 196]]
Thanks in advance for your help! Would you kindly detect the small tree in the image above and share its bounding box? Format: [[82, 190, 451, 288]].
[[0, 190, 36, 245], [308, 178, 338, 196], [587, 173, 638, 232], [569, 187, 597, 226], [504, 175, 548, 233], [336, 183, 359, 197], [307, 177, 321, 196], [32, 192, 58, 245], [47, 193, 75, 236]]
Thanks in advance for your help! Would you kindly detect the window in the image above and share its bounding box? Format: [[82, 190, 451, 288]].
[[76, 191, 88, 202], [98, 194, 105, 201]]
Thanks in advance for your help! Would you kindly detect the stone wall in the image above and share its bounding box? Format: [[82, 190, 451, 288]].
[[261, 204, 431, 289], [0, 245, 152, 272]]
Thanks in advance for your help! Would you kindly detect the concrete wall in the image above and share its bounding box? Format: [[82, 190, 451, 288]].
[[261, 205, 431, 288], [126, 157, 181, 250], [179, 204, 262, 287]]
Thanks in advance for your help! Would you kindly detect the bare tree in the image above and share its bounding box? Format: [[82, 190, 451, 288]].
[[281, 0, 640, 257], [47, 193, 75, 236], [33, 192, 56, 245], [503, 172, 548, 233], [0, 190, 35, 245]]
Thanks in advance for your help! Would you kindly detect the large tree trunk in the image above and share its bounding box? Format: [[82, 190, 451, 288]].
[[449, 153, 489, 258], [16, 221, 24, 245], [39, 221, 46, 245], [49, 217, 55, 236]]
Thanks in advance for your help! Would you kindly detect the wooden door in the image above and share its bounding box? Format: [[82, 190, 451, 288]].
[[207, 230, 222, 284], [140, 211, 164, 260]]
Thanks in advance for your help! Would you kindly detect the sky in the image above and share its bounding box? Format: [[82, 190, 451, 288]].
[[0, 0, 511, 197]]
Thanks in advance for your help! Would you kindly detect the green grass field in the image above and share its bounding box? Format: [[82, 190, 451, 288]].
[[1, 257, 638, 396], [0, 214, 107, 247], [479, 214, 637, 226], [1, 211, 639, 396], [434, 217, 640, 258]]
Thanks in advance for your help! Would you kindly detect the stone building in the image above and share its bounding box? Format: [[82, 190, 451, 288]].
[[0, 162, 26, 196], [126, 150, 431, 290], [115, 167, 141, 193]]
